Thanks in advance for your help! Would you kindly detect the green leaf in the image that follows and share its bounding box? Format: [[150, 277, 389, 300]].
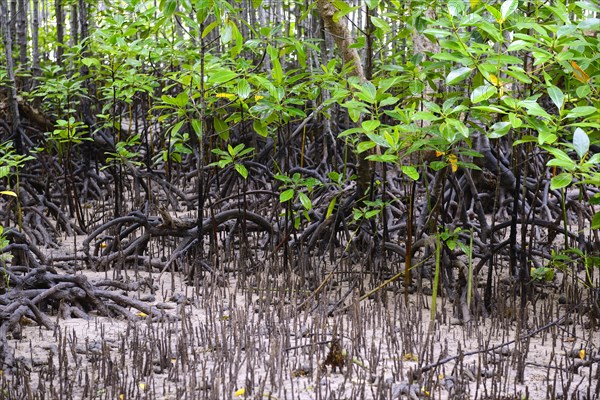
[[214, 118, 229, 141], [379, 96, 399, 107], [550, 172, 572, 190], [361, 120, 380, 132], [191, 119, 202, 138], [508, 113, 522, 128], [237, 79, 251, 99], [253, 120, 268, 137], [202, 20, 219, 38], [592, 211, 600, 230], [547, 85, 564, 111], [401, 165, 419, 180], [538, 129, 557, 145], [365, 0, 379, 8], [332, 1, 359, 22], [505, 67, 532, 83], [366, 132, 391, 148], [196, 0, 212, 23], [472, 106, 507, 113], [234, 163, 248, 179], [326, 197, 337, 219], [280, 189, 294, 203], [457, 162, 482, 171], [208, 69, 237, 86], [298, 191, 312, 210], [500, 0, 517, 22], [354, 81, 377, 104], [572, 128, 590, 159], [447, 0, 466, 17], [579, 18, 600, 30], [267, 45, 283, 84], [357, 141, 377, 153], [171, 120, 185, 136], [409, 80, 425, 95], [488, 121, 511, 138], [506, 40, 528, 52], [470, 85, 497, 103], [547, 158, 576, 171], [81, 57, 100, 67], [576, 85, 591, 99], [519, 99, 551, 119], [366, 154, 397, 162], [231, 143, 245, 156], [544, 146, 572, 162], [163, 0, 177, 17], [566, 106, 597, 119], [446, 67, 473, 85], [370, 16, 391, 33], [221, 20, 233, 44]]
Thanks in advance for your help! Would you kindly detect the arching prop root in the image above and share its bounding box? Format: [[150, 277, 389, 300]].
[[0, 266, 168, 369], [81, 208, 275, 271]]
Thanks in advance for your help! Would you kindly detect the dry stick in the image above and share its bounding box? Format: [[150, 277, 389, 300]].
[[418, 306, 578, 373], [296, 261, 341, 312], [332, 254, 433, 315]]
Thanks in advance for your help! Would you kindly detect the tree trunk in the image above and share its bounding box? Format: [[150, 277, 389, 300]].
[[0, 0, 23, 154], [31, 0, 40, 80], [316, 0, 370, 198], [70, 2, 78, 47], [9, 0, 15, 49], [55, 0, 64, 65], [16, 0, 27, 67]]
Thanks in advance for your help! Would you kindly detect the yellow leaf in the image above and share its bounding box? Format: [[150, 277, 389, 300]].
[[139, 382, 146, 390], [137, 312, 148, 318], [489, 74, 500, 87], [448, 154, 458, 173], [470, 0, 480, 8], [571, 61, 590, 84], [119, 395, 125, 400], [435, 151, 445, 157], [254, 95, 264, 101], [579, 349, 585, 360], [0, 190, 17, 197], [234, 387, 245, 396], [99, 242, 108, 249], [216, 93, 236, 100]]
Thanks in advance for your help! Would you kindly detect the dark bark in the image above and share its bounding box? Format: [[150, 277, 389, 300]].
[[55, 0, 64, 65], [0, 0, 23, 153]]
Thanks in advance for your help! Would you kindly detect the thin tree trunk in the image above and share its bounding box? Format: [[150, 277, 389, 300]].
[[31, 0, 40, 84], [316, 0, 369, 197], [16, 0, 27, 67], [55, 0, 64, 65], [70, 2, 78, 46], [0, 0, 23, 154], [9, 0, 15, 48]]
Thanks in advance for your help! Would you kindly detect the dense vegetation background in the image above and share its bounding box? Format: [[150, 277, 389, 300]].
[[0, 0, 599, 398]]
